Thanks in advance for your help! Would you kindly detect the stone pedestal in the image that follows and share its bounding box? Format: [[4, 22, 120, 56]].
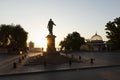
[[46, 35, 56, 54]]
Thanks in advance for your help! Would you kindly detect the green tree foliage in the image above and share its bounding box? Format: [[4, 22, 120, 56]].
[[105, 17, 120, 50], [59, 32, 85, 51], [0, 24, 28, 52]]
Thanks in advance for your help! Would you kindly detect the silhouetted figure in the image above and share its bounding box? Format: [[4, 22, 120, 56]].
[[47, 19, 56, 35]]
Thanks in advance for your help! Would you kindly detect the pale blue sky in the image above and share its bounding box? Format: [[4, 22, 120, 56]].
[[0, 0, 120, 48]]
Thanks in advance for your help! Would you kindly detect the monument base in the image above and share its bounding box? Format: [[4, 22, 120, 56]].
[[46, 35, 57, 55]]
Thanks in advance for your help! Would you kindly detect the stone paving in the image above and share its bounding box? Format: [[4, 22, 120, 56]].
[[0, 51, 120, 76]]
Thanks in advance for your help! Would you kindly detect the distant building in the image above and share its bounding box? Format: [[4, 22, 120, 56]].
[[28, 41, 34, 52], [86, 33, 111, 52], [28, 41, 41, 52], [90, 33, 104, 51]]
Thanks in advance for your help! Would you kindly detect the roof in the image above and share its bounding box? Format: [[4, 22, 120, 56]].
[[91, 33, 103, 41]]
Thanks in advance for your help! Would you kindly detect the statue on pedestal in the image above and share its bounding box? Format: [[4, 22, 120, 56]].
[[46, 19, 57, 54], [47, 19, 56, 35]]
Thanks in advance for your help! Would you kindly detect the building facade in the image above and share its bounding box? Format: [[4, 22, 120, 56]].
[[86, 33, 111, 52]]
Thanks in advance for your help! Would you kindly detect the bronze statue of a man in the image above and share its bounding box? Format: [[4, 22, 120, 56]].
[[47, 19, 56, 35]]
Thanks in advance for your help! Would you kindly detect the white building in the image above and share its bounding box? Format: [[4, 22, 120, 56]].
[[86, 33, 111, 52]]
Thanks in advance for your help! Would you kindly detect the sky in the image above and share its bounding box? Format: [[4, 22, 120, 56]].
[[0, 0, 120, 49]]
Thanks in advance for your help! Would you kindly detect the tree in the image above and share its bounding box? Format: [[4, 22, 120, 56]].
[[59, 32, 85, 51], [105, 17, 120, 50], [10, 25, 28, 51], [0, 24, 28, 52], [0, 24, 12, 47]]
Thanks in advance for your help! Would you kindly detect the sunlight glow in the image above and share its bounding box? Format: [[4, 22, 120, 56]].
[[27, 31, 47, 51]]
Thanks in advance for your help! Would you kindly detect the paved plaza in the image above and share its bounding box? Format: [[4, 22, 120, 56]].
[[0, 52, 120, 80]]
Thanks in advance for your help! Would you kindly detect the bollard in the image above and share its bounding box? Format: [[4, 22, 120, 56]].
[[90, 58, 94, 64], [66, 53, 67, 56], [43, 61, 47, 67], [40, 54, 41, 57], [13, 62, 17, 69], [71, 54, 73, 59], [22, 56, 24, 60], [24, 54, 27, 58], [19, 58, 21, 63], [79, 56, 81, 62], [69, 59, 72, 66]]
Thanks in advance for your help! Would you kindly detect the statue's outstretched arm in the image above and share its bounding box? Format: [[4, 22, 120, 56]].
[[54, 23, 56, 26]]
